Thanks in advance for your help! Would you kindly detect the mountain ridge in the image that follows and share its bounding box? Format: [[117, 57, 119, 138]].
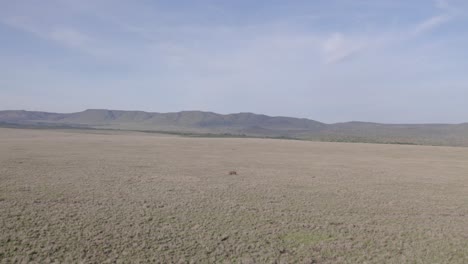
[[1, 109, 467, 146]]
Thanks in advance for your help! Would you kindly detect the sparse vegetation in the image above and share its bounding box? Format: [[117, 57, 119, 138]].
[[1, 128, 467, 263]]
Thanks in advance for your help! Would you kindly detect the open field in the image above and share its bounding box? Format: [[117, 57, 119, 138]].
[[0, 128, 467, 263]]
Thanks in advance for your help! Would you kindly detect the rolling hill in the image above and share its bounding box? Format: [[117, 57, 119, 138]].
[[1, 109, 467, 146]]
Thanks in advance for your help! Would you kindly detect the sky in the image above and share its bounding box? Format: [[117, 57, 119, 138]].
[[0, 0, 467, 123]]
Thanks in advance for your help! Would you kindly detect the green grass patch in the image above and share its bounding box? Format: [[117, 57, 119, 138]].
[[282, 232, 334, 246]]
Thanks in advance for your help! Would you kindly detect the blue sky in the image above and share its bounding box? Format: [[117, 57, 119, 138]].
[[1, 0, 467, 123]]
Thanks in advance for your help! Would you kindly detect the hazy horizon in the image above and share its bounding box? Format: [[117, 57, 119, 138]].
[[2, 108, 467, 125], [1, 0, 467, 123]]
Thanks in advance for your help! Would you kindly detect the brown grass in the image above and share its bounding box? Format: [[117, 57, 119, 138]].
[[0, 128, 467, 263]]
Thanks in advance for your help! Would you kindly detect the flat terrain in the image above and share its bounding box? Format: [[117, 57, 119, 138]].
[[0, 128, 467, 263]]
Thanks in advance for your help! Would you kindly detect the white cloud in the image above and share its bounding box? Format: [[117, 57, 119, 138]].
[[4, 16, 91, 51], [412, 0, 466, 36], [413, 14, 452, 35], [1, 0, 467, 123], [2, 16, 121, 60], [321, 33, 369, 64], [3, 16, 42, 36]]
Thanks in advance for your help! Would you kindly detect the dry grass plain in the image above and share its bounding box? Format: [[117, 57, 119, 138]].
[[0, 128, 467, 263]]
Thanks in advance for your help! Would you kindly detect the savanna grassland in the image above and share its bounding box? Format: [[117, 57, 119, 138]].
[[0, 128, 467, 263]]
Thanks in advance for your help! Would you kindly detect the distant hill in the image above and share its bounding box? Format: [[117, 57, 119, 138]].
[[1, 109, 467, 146]]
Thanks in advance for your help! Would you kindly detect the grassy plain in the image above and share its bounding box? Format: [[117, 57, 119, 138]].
[[0, 128, 467, 263]]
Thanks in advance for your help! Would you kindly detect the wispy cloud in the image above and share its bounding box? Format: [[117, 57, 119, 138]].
[[3, 16, 41, 36], [1, 0, 467, 123], [3, 16, 100, 55], [408, 0, 459, 36], [321, 33, 369, 64], [49, 28, 91, 49], [413, 14, 452, 35]]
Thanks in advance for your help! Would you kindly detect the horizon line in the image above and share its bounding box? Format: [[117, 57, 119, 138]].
[[1, 108, 466, 126]]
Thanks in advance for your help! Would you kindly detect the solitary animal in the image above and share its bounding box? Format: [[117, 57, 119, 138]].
[[229, 171, 237, 175]]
